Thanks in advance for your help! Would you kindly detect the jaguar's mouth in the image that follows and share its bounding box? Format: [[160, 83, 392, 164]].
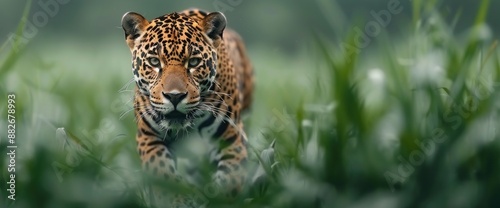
[[160, 110, 197, 130], [165, 110, 188, 123]]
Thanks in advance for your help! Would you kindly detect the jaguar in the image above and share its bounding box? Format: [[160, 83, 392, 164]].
[[121, 8, 253, 206]]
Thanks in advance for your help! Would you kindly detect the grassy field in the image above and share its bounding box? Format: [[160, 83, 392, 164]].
[[1, 1, 500, 207]]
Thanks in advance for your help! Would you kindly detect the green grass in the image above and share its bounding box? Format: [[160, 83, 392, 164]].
[[1, 1, 499, 207]]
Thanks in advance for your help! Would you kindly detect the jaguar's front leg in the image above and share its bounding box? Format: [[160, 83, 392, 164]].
[[212, 122, 248, 197], [136, 120, 200, 207]]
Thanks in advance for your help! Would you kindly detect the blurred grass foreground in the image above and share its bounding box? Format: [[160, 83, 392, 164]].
[[1, 1, 500, 208]]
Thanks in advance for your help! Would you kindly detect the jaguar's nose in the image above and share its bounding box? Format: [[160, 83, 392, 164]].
[[162, 91, 187, 107]]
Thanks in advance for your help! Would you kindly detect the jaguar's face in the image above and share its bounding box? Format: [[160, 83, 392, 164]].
[[122, 11, 226, 129]]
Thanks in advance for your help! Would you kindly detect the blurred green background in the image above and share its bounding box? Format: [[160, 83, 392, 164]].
[[1, 0, 499, 207]]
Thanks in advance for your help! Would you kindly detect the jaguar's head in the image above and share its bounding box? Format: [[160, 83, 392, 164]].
[[121, 11, 226, 129]]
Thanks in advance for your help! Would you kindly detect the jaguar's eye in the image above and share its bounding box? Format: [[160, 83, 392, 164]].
[[187, 58, 202, 68], [148, 57, 161, 67]]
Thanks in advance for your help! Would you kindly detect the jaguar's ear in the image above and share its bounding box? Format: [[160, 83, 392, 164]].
[[202, 12, 226, 46], [121, 12, 149, 49]]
